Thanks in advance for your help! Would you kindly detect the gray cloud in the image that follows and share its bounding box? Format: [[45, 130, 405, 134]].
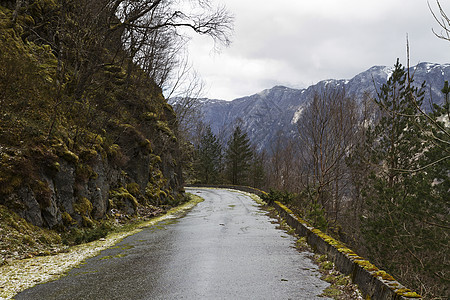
[[186, 0, 450, 100]]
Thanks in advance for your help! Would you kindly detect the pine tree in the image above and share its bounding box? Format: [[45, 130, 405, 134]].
[[361, 60, 449, 296], [195, 125, 222, 184], [225, 126, 253, 185]]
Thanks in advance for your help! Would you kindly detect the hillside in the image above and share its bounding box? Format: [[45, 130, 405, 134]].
[[196, 62, 450, 152], [0, 0, 185, 254]]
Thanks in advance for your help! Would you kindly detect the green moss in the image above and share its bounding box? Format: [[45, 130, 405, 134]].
[[144, 112, 158, 121]]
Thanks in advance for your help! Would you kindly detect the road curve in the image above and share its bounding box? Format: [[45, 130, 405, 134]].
[[15, 188, 330, 299]]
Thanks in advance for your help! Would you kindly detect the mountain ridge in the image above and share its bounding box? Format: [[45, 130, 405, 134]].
[[189, 62, 450, 152]]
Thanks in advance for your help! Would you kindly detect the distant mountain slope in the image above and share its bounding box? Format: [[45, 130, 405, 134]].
[[197, 62, 450, 152]]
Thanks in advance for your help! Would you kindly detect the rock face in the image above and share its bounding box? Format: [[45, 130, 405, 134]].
[[0, 3, 185, 229], [197, 62, 450, 152], [2, 129, 183, 229]]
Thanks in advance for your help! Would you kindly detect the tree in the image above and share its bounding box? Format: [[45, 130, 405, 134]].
[[225, 126, 253, 185], [296, 87, 359, 221], [195, 125, 222, 184], [361, 60, 449, 298], [429, 0, 450, 41], [249, 147, 266, 189]]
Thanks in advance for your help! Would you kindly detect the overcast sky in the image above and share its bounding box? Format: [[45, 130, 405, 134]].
[[185, 0, 450, 100]]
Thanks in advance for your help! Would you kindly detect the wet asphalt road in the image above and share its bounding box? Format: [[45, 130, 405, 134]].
[[16, 189, 330, 299]]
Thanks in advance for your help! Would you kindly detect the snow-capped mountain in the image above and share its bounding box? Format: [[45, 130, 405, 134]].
[[193, 62, 450, 152]]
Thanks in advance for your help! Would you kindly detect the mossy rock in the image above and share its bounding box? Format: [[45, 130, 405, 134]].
[[109, 187, 139, 214], [74, 197, 93, 216], [61, 211, 77, 226]]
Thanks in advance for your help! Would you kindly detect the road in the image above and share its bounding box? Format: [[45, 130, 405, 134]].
[[15, 188, 330, 299]]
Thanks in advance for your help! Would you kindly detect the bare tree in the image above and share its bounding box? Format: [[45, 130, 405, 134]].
[[296, 88, 359, 221], [429, 0, 450, 41]]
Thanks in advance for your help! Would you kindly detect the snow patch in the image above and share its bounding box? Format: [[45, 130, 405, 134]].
[[291, 105, 305, 124]]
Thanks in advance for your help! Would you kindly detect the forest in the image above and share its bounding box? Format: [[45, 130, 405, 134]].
[[0, 0, 448, 299]]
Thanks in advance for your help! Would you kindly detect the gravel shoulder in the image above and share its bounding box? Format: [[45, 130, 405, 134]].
[[0, 195, 203, 300]]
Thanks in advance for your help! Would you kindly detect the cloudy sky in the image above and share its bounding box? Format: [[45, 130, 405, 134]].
[[185, 0, 450, 100]]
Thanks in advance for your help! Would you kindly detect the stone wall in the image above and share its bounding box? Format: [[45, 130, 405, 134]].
[[271, 200, 422, 300]]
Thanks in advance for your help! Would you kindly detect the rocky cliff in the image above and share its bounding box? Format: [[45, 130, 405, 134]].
[[0, 1, 184, 231]]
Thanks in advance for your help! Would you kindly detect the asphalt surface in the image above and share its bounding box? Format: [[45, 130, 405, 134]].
[[15, 188, 330, 299]]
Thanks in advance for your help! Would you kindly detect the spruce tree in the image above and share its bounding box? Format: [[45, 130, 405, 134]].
[[195, 125, 222, 184], [225, 126, 253, 185]]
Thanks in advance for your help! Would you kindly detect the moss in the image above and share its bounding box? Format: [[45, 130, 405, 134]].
[[109, 187, 139, 210], [394, 288, 421, 298], [400, 292, 421, 298], [74, 197, 93, 216], [144, 112, 158, 121], [321, 285, 342, 298], [62, 211, 76, 226], [32, 180, 52, 209], [126, 183, 140, 196], [60, 149, 79, 164], [76, 164, 97, 182], [374, 270, 396, 281], [79, 148, 98, 161], [82, 216, 94, 228], [139, 139, 152, 153], [354, 260, 379, 272], [0, 173, 23, 194], [275, 201, 294, 215], [156, 120, 176, 139], [321, 260, 334, 271], [53, 142, 79, 164]]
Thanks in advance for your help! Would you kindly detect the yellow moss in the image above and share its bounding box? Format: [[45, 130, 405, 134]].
[[79, 148, 98, 161], [74, 197, 93, 216], [126, 183, 140, 196], [374, 270, 395, 281], [400, 292, 421, 298], [139, 139, 152, 153], [355, 260, 379, 272], [156, 120, 175, 139], [144, 112, 158, 121], [62, 212, 76, 226], [110, 188, 139, 209], [275, 201, 294, 215], [82, 216, 94, 228]]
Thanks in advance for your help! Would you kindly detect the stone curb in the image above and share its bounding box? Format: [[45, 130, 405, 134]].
[[271, 200, 422, 300]]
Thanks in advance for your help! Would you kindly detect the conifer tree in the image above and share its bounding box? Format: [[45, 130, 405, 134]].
[[361, 60, 449, 295], [195, 125, 222, 184], [225, 126, 253, 185]]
